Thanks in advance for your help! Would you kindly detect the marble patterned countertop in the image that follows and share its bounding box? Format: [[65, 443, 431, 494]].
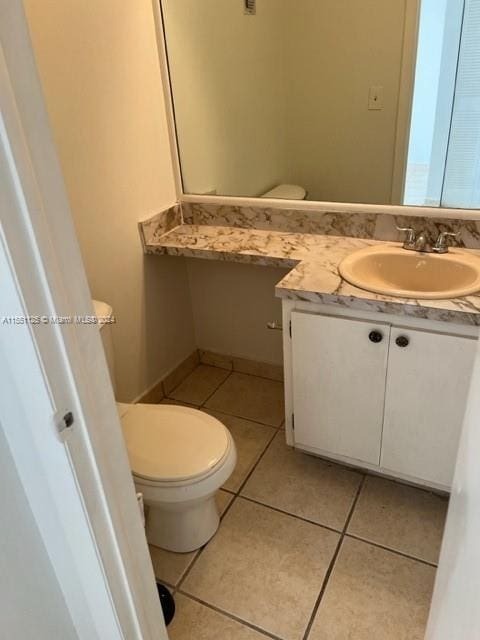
[[141, 212, 480, 325]]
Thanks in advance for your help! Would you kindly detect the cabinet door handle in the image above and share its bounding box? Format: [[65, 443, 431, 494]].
[[369, 330, 383, 343], [395, 335, 410, 348]]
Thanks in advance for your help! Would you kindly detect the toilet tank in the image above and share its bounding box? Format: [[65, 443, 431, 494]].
[[92, 299, 116, 393]]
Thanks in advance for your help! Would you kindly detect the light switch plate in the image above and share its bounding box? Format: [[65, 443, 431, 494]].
[[368, 86, 384, 110]]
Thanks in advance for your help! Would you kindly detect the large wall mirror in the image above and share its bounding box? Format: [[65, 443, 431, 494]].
[[161, 0, 480, 210]]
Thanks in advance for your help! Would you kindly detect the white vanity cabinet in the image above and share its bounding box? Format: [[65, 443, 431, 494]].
[[284, 302, 477, 491], [381, 327, 475, 487], [291, 312, 390, 465]]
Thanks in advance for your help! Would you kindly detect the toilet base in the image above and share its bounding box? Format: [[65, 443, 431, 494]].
[[146, 493, 220, 553]]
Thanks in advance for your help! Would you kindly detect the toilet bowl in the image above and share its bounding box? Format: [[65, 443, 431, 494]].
[[118, 402, 236, 552], [261, 183, 307, 200], [93, 300, 237, 552]]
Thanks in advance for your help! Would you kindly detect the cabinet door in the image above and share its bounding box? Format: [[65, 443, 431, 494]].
[[291, 311, 390, 465], [381, 327, 476, 487]]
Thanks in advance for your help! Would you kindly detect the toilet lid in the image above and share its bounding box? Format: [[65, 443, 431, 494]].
[[120, 404, 229, 482], [261, 184, 306, 200]]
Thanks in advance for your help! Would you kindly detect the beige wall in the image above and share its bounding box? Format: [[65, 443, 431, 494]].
[[187, 260, 287, 366], [286, 0, 407, 203], [24, 0, 196, 401], [162, 0, 289, 197]]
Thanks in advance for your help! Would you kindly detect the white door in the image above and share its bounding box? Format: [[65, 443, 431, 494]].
[[426, 337, 480, 638], [381, 326, 476, 487], [291, 311, 390, 465]]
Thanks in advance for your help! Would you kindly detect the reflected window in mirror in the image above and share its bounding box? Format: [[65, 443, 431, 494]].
[[405, 0, 480, 208]]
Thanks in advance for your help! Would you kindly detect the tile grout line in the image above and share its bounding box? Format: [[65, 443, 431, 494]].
[[238, 495, 343, 536], [168, 368, 233, 410], [157, 368, 237, 592], [163, 400, 284, 430], [344, 533, 439, 568], [163, 355, 203, 397], [234, 429, 279, 497], [192, 362, 285, 429], [201, 405, 284, 431], [198, 370, 234, 409], [165, 363, 286, 429], [159, 365, 279, 594], [173, 493, 234, 594], [175, 591, 285, 640], [238, 495, 440, 568], [173, 418, 279, 594], [198, 357, 285, 384], [302, 474, 367, 640]]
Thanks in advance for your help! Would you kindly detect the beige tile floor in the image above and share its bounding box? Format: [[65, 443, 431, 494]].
[[149, 364, 448, 639]]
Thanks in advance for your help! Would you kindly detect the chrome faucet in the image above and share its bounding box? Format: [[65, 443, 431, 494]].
[[413, 232, 431, 252], [396, 227, 459, 254], [396, 226, 417, 250], [433, 231, 459, 254]]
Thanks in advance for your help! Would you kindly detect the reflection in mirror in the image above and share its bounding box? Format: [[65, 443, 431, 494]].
[[162, 0, 480, 209]]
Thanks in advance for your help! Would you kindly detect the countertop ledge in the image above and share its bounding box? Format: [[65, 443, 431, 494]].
[[143, 222, 480, 325]]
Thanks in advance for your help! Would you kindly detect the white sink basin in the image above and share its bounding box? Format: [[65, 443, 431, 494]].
[[338, 245, 480, 299]]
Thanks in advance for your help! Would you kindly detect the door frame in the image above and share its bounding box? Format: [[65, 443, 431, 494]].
[[0, 3, 168, 638]]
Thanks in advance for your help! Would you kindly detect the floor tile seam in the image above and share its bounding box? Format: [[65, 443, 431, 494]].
[[199, 405, 284, 430], [156, 578, 175, 591], [194, 363, 285, 427], [344, 475, 440, 566], [173, 395, 276, 591], [302, 475, 366, 640], [199, 363, 285, 384], [175, 540, 207, 592], [231, 369, 284, 384], [164, 356, 203, 397], [170, 504, 437, 598], [198, 370, 234, 408], [237, 495, 343, 536], [234, 428, 279, 497], [175, 590, 286, 640], [239, 471, 368, 535], [342, 475, 367, 534], [217, 490, 238, 523], [174, 489, 239, 593], [344, 533, 439, 568], [165, 367, 233, 408]]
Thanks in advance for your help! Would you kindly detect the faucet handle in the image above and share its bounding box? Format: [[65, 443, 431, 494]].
[[396, 226, 416, 245], [434, 231, 459, 253]]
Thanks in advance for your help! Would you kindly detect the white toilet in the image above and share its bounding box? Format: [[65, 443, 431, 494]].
[[93, 300, 237, 553], [261, 183, 307, 200]]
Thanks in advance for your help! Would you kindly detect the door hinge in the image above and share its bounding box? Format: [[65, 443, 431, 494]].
[[289, 320, 292, 338], [55, 410, 75, 435], [291, 413, 295, 430]]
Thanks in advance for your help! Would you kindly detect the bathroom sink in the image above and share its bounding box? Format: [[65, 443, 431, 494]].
[[338, 245, 480, 299]]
